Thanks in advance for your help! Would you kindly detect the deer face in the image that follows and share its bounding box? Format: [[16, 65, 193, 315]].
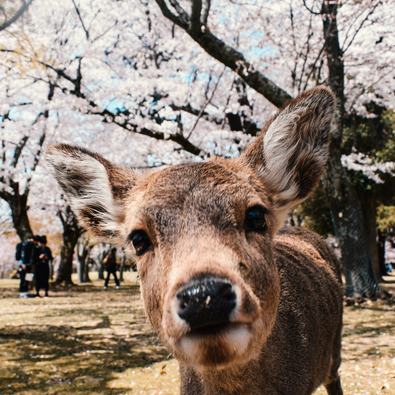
[[123, 161, 280, 369], [45, 87, 335, 371]]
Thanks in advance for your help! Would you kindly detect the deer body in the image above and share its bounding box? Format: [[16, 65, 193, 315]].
[[46, 87, 343, 395]]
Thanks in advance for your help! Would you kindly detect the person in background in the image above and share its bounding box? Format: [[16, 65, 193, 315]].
[[104, 248, 121, 289], [33, 235, 53, 297], [19, 235, 40, 298]]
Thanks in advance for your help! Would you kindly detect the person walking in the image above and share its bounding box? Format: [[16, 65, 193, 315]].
[[104, 248, 121, 289], [33, 235, 53, 297], [18, 235, 40, 298]]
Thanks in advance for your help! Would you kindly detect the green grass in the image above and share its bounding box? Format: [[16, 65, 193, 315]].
[[1, 273, 395, 394]]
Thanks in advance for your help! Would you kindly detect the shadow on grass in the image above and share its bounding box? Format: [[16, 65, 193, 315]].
[[0, 284, 168, 395], [0, 322, 168, 394]]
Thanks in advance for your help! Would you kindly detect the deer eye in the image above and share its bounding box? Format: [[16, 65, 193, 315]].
[[245, 205, 267, 231], [129, 230, 152, 256]]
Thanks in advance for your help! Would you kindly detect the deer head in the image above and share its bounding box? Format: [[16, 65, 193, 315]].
[[45, 87, 335, 370]]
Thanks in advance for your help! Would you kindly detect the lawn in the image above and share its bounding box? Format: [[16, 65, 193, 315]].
[[0, 272, 394, 395]]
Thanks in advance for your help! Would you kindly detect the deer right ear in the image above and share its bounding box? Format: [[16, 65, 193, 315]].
[[240, 86, 335, 213], [45, 144, 137, 241]]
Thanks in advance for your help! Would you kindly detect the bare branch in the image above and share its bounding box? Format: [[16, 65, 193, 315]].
[[11, 136, 29, 168], [297, 16, 313, 94], [0, 0, 34, 32], [302, 0, 321, 15], [23, 131, 46, 195], [202, 0, 211, 26], [91, 19, 117, 44], [170, 103, 223, 125], [71, 0, 89, 40], [302, 43, 325, 92], [155, 0, 189, 30], [168, 0, 189, 25], [342, 3, 380, 54], [89, 107, 203, 156], [187, 66, 225, 139]]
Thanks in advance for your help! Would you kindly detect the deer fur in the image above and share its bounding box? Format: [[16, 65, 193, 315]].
[[45, 86, 343, 395]]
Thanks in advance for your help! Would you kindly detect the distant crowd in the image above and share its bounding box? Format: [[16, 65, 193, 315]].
[[16, 235, 52, 298], [15, 238, 125, 296]]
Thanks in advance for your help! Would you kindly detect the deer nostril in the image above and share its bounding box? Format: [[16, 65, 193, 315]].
[[177, 293, 190, 310], [219, 283, 236, 301]]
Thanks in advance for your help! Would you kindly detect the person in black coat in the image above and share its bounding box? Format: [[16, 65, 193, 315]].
[[32, 235, 53, 297], [19, 235, 40, 298], [104, 248, 121, 289]]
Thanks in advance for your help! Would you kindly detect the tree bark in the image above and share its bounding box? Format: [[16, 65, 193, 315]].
[[360, 195, 381, 281], [76, 235, 92, 283], [119, 248, 126, 282], [5, 187, 33, 241], [0, 131, 45, 242], [56, 205, 84, 285], [97, 243, 111, 280], [321, 1, 379, 297]]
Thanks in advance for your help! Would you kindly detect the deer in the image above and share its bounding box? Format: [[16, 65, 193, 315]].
[[45, 86, 343, 395]]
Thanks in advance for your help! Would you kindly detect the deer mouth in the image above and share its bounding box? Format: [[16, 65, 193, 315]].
[[177, 322, 253, 369], [186, 322, 246, 337]]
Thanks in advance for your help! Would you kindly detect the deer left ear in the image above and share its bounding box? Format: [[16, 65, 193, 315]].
[[240, 86, 335, 212], [45, 144, 138, 242]]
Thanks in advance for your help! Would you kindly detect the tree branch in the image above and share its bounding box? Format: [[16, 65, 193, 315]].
[[155, 0, 189, 29], [155, 0, 292, 108], [297, 16, 313, 94], [71, 0, 89, 40], [0, 0, 34, 32], [190, 0, 202, 36], [302, 43, 325, 92], [168, 0, 189, 25], [302, 0, 321, 15], [187, 66, 225, 139], [11, 136, 28, 168], [170, 103, 223, 125], [201, 0, 211, 27], [342, 3, 380, 54], [89, 107, 203, 156]]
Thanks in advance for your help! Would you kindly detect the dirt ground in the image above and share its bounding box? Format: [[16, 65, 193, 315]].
[[0, 272, 394, 395]]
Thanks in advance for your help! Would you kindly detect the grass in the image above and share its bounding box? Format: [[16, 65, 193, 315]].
[[0, 272, 395, 394]]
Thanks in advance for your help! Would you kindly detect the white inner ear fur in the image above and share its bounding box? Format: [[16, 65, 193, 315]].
[[48, 150, 123, 239], [260, 106, 327, 204]]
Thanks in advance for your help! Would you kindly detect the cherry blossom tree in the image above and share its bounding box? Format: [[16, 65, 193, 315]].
[[1, 0, 394, 296], [154, 0, 394, 297]]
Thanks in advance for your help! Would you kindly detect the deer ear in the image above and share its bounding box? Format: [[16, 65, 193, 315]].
[[45, 144, 137, 241], [241, 86, 335, 211]]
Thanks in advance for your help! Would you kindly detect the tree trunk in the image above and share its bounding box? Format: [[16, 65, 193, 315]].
[[321, 1, 379, 297], [360, 195, 382, 281], [6, 187, 33, 242], [77, 235, 92, 283], [119, 248, 126, 282], [57, 243, 75, 285], [82, 257, 91, 283], [55, 205, 84, 285], [97, 243, 110, 280], [49, 259, 54, 281]]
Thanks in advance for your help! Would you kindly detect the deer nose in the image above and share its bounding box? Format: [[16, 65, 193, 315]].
[[176, 279, 237, 330]]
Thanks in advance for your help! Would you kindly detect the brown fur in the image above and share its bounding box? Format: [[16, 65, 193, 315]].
[[45, 87, 343, 394]]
